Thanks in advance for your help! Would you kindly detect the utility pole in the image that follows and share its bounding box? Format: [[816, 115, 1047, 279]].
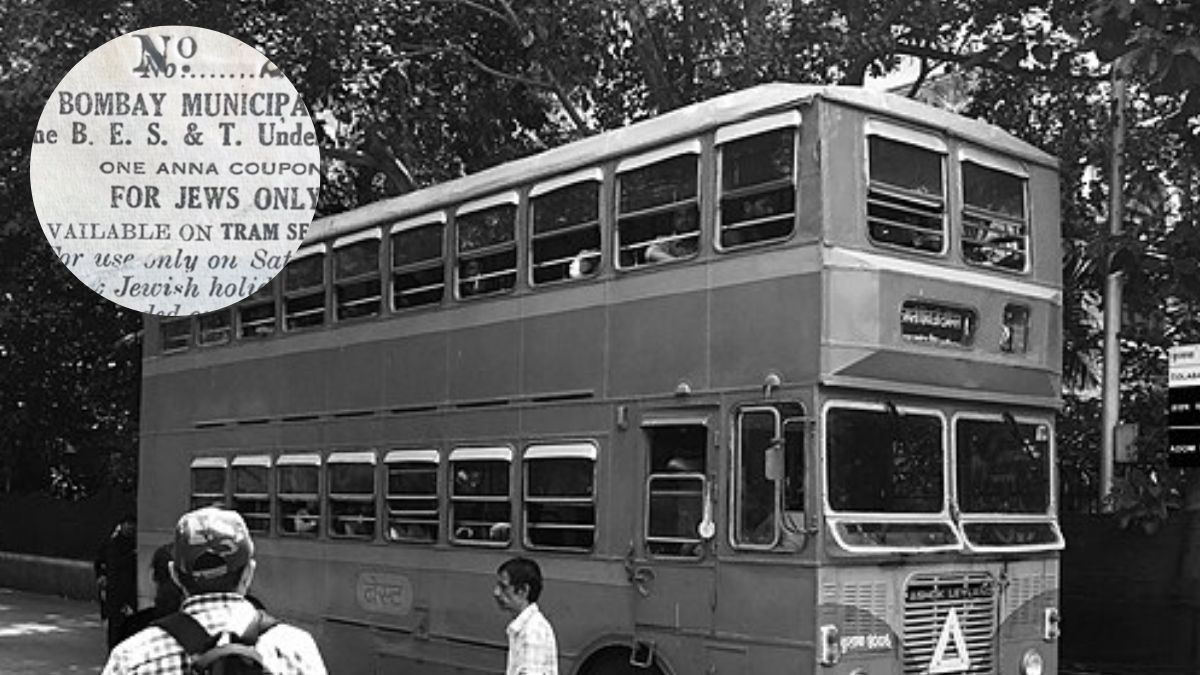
[[1101, 62, 1127, 508]]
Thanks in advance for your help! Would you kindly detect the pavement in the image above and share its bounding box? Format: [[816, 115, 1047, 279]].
[[0, 587, 106, 674]]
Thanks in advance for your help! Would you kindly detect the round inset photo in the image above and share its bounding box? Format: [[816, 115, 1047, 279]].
[[30, 25, 320, 316]]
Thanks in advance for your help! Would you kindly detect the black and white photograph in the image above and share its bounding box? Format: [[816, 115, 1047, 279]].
[[2, 1, 1199, 674]]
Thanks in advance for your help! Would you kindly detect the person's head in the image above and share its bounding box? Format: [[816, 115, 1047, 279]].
[[169, 507, 256, 597], [115, 513, 136, 538], [494, 557, 542, 617]]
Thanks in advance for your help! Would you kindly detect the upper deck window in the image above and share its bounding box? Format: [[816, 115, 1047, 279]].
[[961, 152, 1029, 272], [617, 143, 700, 269], [238, 281, 276, 339], [523, 443, 597, 551], [160, 317, 191, 353], [197, 309, 232, 347], [456, 196, 518, 299], [717, 114, 798, 249], [327, 451, 376, 540], [866, 124, 946, 254], [283, 247, 326, 331], [333, 232, 382, 320], [530, 171, 601, 285], [391, 217, 445, 310]]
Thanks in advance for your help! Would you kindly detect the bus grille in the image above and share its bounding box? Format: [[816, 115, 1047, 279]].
[[903, 572, 996, 675]]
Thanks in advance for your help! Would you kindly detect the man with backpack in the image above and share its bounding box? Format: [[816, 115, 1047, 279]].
[[101, 507, 327, 675]]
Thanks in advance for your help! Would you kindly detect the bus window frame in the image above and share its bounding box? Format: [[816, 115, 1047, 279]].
[[276, 453, 322, 538], [326, 450, 378, 541], [332, 229, 384, 322], [958, 147, 1031, 274], [522, 441, 598, 553], [951, 411, 1064, 553], [641, 415, 711, 559], [190, 456, 229, 510], [821, 399, 963, 554], [196, 309, 233, 347], [390, 214, 447, 312], [715, 111, 801, 253], [863, 119, 949, 257], [231, 454, 272, 536], [160, 316, 193, 354], [237, 279, 278, 340], [529, 169, 603, 287], [282, 244, 328, 332], [454, 193, 520, 301], [384, 449, 441, 544], [615, 140, 702, 271], [449, 446, 514, 547], [731, 406, 783, 550]]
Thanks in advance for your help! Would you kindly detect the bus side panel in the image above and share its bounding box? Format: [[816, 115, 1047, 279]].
[[324, 341, 388, 413], [448, 320, 521, 403], [713, 560, 816, 649], [608, 280, 708, 397], [521, 305, 606, 396], [383, 331, 449, 407], [710, 266, 821, 389]]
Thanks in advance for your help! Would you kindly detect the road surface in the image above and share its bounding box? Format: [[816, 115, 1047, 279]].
[[0, 587, 106, 674]]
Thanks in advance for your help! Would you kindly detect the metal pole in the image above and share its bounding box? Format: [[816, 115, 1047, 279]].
[[1100, 64, 1127, 509]]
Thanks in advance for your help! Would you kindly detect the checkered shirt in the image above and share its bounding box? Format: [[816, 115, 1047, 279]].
[[505, 603, 559, 675], [101, 593, 327, 675]]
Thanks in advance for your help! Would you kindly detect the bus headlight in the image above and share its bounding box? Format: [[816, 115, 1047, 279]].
[[1043, 607, 1061, 641], [818, 624, 841, 666], [1020, 648, 1044, 675]]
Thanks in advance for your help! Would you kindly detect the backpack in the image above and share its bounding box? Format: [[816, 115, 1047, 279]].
[[155, 610, 279, 675]]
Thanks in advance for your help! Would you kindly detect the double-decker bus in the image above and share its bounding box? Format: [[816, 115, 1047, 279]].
[[140, 83, 1063, 675]]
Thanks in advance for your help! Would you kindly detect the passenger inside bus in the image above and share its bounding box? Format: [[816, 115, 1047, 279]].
[[644, 209, 699, 263]]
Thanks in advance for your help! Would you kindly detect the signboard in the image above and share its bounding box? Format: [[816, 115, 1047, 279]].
[[900, 300, 977, 347], [1169, 345, 1200, 468]]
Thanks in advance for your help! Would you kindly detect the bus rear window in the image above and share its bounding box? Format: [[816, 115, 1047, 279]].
[[719, 129, 795, 249], [391, 221, 445, 310], [283, 252, 325, 331], [524, 444, 596, 551], [450, 451, 511, 545], [457, 203, 517, 298], [333, 237, 381, 320], [962, 160, 1028, 272], [866, 135, 945, 253], [328, 454, 376, 540], [617, 153, 699, 268], [531, 180, 601, 285]]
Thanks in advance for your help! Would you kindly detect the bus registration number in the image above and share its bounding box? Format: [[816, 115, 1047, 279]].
[[356, 572, 414, 616], [841, 633, 894, 653]]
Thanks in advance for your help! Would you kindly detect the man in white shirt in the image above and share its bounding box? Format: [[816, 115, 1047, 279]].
[[494, 556, 559, 675]]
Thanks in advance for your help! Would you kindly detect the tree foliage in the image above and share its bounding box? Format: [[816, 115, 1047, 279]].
[[0, 0, 1197, 504]]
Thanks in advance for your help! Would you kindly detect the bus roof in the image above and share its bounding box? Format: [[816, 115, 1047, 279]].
[[309, 83, 1057, 244]]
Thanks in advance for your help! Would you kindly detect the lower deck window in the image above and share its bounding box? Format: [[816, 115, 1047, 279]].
[[277, 457, 320, 537], [644, 423, 707, 557], [190, 458, 228, 510], [328, 453, 376, 539], [450, 449, 511, 545], [386, 451, 439, 543], [231, 457, 270, 534], [524, 444, 596, 551]]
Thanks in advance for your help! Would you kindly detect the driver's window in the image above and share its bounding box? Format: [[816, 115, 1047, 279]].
[[733, 403, 804, 549], [644, 424, 707, 557]]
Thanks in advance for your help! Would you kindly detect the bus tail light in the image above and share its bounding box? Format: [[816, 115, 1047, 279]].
[[1043, 607, 1060, 641], [818, 624, 841, 666]]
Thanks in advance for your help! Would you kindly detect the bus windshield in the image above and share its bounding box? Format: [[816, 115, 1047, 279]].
[[827, 405, 944, 514], [955, 416, 1050, 514]]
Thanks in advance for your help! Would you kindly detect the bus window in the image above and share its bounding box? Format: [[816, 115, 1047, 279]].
[[719, 128, 796, 249], [197, 309, 232, 347], [238, 280, 277, 339], [450, 447, 512, 545], [1001, 304, 1030, 354], [456, 199, 517, 299], [231, 455, 271, 534], [333, 233, 382, 321], [327, 451, 377, 540], [160, 316, 191, 353], [617, 146, 700, 269], [190, 457, 228, 509], [961, 155, 1028, 272], [283, 247, 326, 331], [277, 454, 321, 537], [644, 423, 707, 557], [391, 219, 445, 310], [523, 443, 597, 551], [530, 174, 601, 285], [385, 450, 440, 543], [866, 131, 946, 254], [734, 408, 778, 547], [956, 416, 1050, 515], [826, 405, 943, 514]]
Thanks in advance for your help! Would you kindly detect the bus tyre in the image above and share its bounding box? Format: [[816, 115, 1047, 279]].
[[581, 649, 664, 675]]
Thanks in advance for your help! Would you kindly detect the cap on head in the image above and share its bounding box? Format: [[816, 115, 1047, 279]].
[[173, 507, 254, 582]]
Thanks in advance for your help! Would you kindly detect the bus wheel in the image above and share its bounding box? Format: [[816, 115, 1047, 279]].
[[580, 648, 664, 675]]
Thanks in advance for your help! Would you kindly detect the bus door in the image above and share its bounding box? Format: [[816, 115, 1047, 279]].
[[627, 411, 718, 642]]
